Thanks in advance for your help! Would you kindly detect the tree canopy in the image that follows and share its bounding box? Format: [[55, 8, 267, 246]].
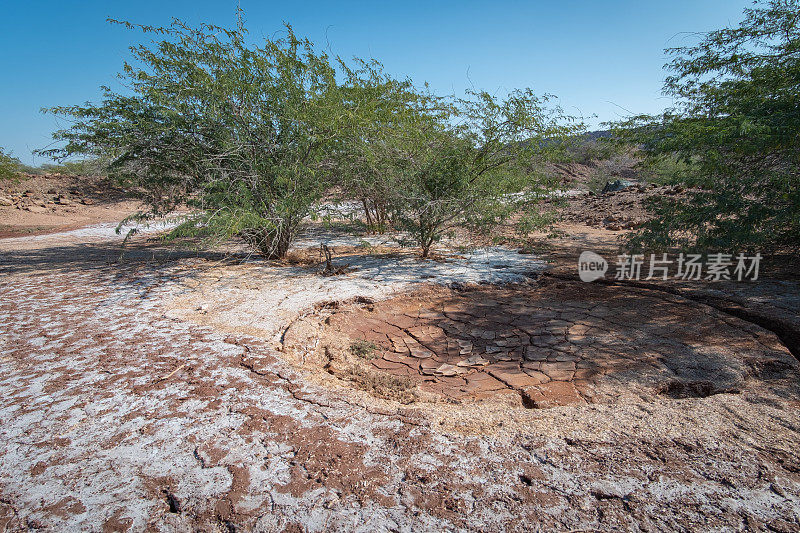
[[42, 17, 579, 258], [0, 148, 21, 180], [618, 0, 800, 252], [43, 19, 352, 258], [387, 89, 578, 257]]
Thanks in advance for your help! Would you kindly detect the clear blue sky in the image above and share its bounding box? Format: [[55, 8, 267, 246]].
[[1, 0, 752, 165]]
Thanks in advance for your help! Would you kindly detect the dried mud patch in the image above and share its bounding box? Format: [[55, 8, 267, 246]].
[[283, 279, 800, 413], [4, 224, 800, 530]]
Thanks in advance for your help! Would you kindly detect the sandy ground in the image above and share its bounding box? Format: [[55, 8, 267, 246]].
[[1, 195, 800, 531]]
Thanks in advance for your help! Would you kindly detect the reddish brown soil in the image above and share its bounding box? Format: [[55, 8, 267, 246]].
[[288, 281, 797, 409], [558, 183, 687, 230], [2, 172, 800, 530]]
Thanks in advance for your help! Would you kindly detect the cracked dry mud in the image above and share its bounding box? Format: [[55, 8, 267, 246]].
[[286, 280, 797, 410], [1, 227, 800, 531]]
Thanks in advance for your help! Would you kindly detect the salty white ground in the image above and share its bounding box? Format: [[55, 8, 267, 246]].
[[1, 220, 800, 531], [125, 216, 546, 345], [166, 241, 545, 345], [0, 218, 180, 245]]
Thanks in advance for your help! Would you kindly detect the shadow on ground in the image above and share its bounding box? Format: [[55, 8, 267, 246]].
[[295, 277, 800, 408]]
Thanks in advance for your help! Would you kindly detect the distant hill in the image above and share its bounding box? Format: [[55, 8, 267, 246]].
[[578, 130, 613, 142]]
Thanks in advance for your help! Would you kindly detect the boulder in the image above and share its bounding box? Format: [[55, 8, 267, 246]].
[[601, 179, 632, 194]]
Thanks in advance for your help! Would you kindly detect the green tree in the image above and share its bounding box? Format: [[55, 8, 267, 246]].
[[41, 19, 349, 258], [618, 0, 800, 252], [39, 16, 578, 260], [331, 59, 423, 234], [388, 89, 579, 257], [0, 148, 21, 180]]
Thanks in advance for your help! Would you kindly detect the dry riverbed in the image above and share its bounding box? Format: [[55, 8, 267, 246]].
[[1, 204, 799, 531]]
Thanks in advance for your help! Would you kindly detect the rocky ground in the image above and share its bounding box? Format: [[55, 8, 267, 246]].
[[1, 178, 799, 531], [558, 183, 687, 231], [0, 173, 139, 238]]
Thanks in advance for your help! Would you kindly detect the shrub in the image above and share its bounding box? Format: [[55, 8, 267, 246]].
[[349, 339, 379, 359], [41, 20, 355, 259], [0, 148, 21, 181], [389, 90, 581, 257], [617, 0, 800, 252]]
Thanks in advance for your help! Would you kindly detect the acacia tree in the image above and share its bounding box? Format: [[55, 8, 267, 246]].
[[41, 19, 348, 258], [332, 66, 578, 251], [618, 0, 800, 252], [332, 60, 425, 233], [0, 148, 21, 180], [387, 89, 579, 257], [40, 17, 579, 259]]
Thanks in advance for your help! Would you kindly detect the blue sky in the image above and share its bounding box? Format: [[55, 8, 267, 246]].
[[1, 0, 752, 165]]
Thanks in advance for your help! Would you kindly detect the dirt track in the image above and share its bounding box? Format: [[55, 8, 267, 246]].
[[1, 223, 800, 531]]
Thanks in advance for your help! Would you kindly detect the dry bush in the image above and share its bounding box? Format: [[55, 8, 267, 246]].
[[340, 363, 418, 404]]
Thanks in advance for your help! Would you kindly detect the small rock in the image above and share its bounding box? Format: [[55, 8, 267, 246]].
[[530, 335, 558, 347], [457, 340, 473, 355], [524, 347, 549, 362], [420, 358, 440, 375], [389, 336, 408, 353], [81, 198, 95, 205], [601, 180, 631, 194]]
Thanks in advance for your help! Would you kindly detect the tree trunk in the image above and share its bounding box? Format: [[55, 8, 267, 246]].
[[374, 201, 388, 234], [363, 198, 390, 234], [252, 226, 292, 259], [419, 221, 436, 259], [362, 199, 374, 231], [320, 243, 334, 274]]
